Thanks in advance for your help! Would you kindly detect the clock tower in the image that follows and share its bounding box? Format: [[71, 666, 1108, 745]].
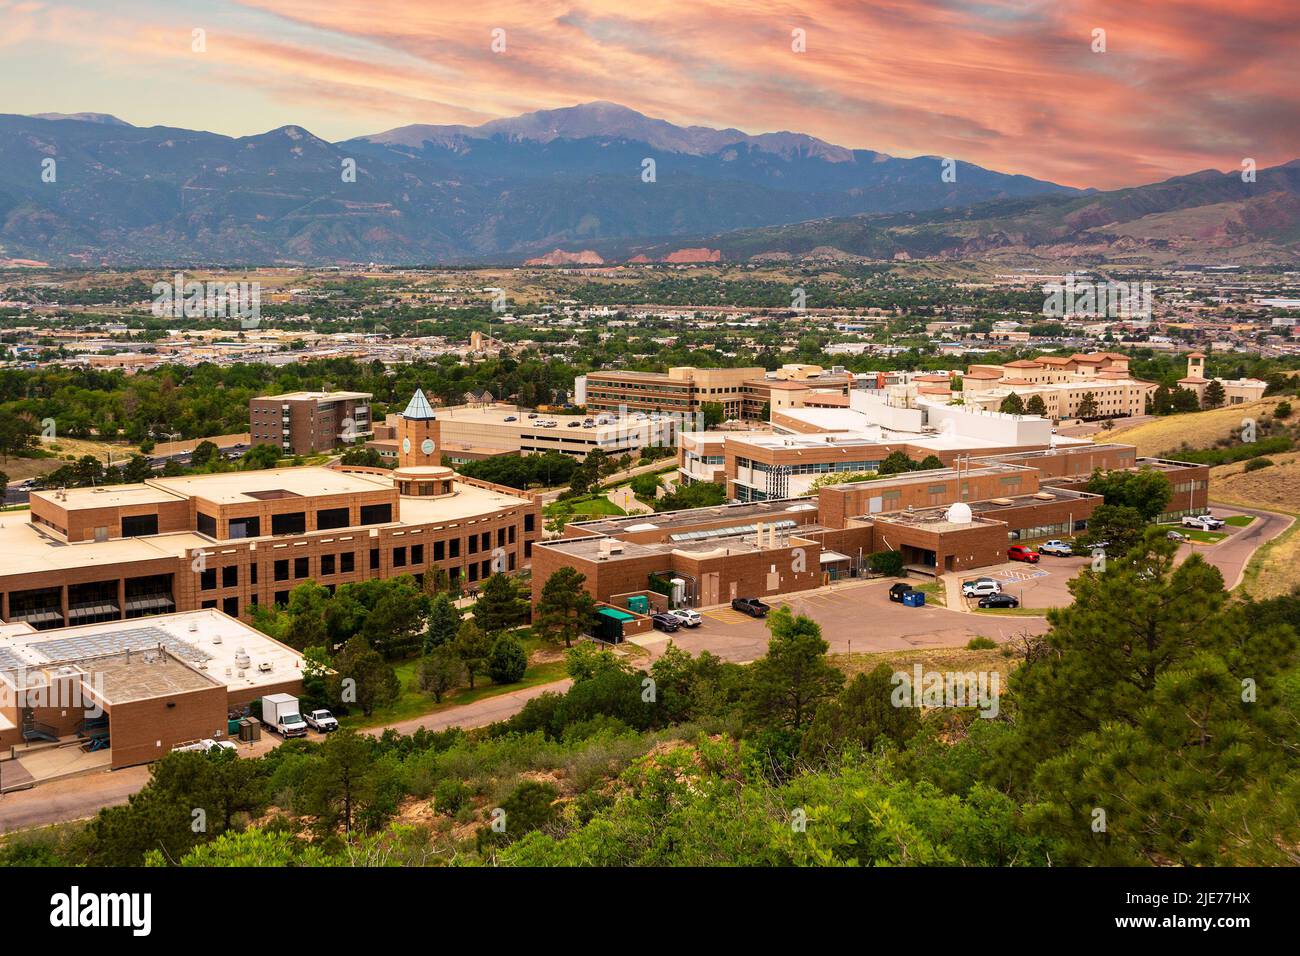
[[397, 389, 440, 468]]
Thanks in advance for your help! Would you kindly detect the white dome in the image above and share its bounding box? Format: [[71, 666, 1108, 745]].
[[945, 502, 974, 524]]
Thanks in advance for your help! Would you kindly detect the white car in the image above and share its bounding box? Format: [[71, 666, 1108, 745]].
[[305, 708, 339, 732], [173, 738, 237, 754], [1182, 514, 1224, 531], [1039, 539, 1073, 557], [668, 609, 702, 628], [962, 579, 1002, 598]]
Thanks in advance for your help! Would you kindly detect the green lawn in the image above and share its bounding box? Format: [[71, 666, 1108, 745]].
[[544, 494, 626, 519], [1224, 515, 1255, 528], [1181, 529, 1228, 544]]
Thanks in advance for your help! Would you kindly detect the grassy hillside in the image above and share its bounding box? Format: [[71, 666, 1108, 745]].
[[1105, 397, 1288, 457]]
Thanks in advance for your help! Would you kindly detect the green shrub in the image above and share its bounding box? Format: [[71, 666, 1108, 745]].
[[487, 634, 528, 684], [868, 550, 905, 576], [966, 636, 997, 650], [1244, 457, 1275, 472], [433, 777, 470, 815]]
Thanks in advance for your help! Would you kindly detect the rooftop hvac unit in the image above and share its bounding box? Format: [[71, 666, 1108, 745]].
[[258, 662, 273, 673], [189, 621, 198, 632], [212, 634, 222, 644]]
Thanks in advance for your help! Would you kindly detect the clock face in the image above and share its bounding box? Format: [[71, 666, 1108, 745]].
[[401, 438, 410, 454], [421, 438, 435, 455]]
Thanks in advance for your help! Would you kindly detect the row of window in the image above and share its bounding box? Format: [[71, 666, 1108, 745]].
[[197, 503, 395, 540], [198, 527, 522, 591]]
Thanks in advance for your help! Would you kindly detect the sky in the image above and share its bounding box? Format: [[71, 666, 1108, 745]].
[[3, 0, 1298, 189]]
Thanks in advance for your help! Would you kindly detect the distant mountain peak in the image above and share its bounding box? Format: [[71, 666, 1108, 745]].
[[356, 100, 856, 161], [30, 112, 132, 127]]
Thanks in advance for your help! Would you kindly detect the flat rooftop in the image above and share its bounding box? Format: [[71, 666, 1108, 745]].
[[570, 498, 819, 536], [91, 649, 225, 703], [149, 466, 393, 505], [32, 484, 184, 510], [0, 610, 305, 696], [258, 390, 371, 402]]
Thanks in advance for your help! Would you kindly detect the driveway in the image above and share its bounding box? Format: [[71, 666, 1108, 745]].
[[1197, 503, 1293, 590]]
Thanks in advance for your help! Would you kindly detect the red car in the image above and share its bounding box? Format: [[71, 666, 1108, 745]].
[[1007, 545, 1040, 563]]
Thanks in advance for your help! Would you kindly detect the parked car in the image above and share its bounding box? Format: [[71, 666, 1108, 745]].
[[888, 582, 918, 603], [962, 579, 1002, 598], [731, 597, 770, 618], [526, 413, 538, 418], [567, 421, 582, 427], [1007, 545, 1040, 563], [1039, 539, 1073, 557], [978, 593, 1020, 609], [668, 608, 702, 628], [651, 612, 680, 633], [1166, 530, 1186, 542], [1182, 514, 1224, 531], [305, 708, 339, 733], [503, 416, 517, 422]]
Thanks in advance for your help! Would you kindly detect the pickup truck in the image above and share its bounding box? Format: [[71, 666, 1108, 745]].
[[1039, 539, 1073, 557], [305, 708, 339, 733], [731, 597, 770, 618], [1182, 514, 1224, 531]]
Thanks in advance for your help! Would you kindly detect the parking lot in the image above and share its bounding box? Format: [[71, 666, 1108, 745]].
[[632, 578, 1050, 664], [952, 554, 1090, 611]]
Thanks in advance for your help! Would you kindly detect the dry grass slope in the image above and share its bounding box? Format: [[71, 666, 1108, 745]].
[[1105, 397, 1288, 458]]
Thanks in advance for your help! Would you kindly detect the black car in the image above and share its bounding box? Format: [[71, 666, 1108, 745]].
[[651, 613, 680, 632], [978, 593, 1020, 609], [888, 583, 917, 603], [731, 597, 770, 618]]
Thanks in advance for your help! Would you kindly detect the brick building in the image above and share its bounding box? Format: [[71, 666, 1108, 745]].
[[0, 609, 307, 769], [0, 456, 540, 631], [249, 390, 373, 455]]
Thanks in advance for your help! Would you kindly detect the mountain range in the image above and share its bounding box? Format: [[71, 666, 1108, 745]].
[[0, 102, 1295, 267]]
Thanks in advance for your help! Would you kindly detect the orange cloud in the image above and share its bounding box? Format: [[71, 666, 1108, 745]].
[[12, 0, 1300, 188]]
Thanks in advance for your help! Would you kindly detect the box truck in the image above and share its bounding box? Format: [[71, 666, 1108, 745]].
[[261, 693, 308, 738]]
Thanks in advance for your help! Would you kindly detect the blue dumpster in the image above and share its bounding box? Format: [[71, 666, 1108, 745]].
[[902, 590, 926, 608]]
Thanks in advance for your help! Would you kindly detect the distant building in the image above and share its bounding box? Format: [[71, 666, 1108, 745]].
[[961, 352, 1154, 420], [1176, 353, 1267, 406], [249, 390, 372, 455], [576, 365, 852, 422]]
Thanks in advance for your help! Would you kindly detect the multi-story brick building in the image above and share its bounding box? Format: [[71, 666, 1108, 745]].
[[249, 390, 373, 455], [960, 353, 1156, 420], [533, 441, 1208, 618], [0, 395, 541, 631]]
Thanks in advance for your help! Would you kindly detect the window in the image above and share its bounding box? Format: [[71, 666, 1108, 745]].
[[222, 596, 239, 617], [450, 538, 460, 558], [341, 552, 355, 573], [370, 548, 380, 570], [468, 535, 478, 555], [274, 590, 290, 606], [468, 563, 479, 583], [434, 540, 445, 561], [316, 507, 349, 530], [294, 557, 309, 578], [393, 546, 407, 567], [481, 532, 490, 551], [222, 566, 238, 588], [360, 503, 393, 525], [121, 514, 159, 538], [250, 564, 258, 584], [272, 512, 307, 536], [411, 544, 424, 565], [228, 516, 260, 539], [320, 554, 336, 576], [197, 512, 218, 537], [508, 525, 515, 544], [497, 528, 505, 547], [200, 568, 217, 591], [274, 559, 289, 582], [524, 513, 535, 533]]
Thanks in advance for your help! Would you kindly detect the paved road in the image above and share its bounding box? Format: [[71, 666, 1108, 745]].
[[1202, 502, 1293, 590]]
